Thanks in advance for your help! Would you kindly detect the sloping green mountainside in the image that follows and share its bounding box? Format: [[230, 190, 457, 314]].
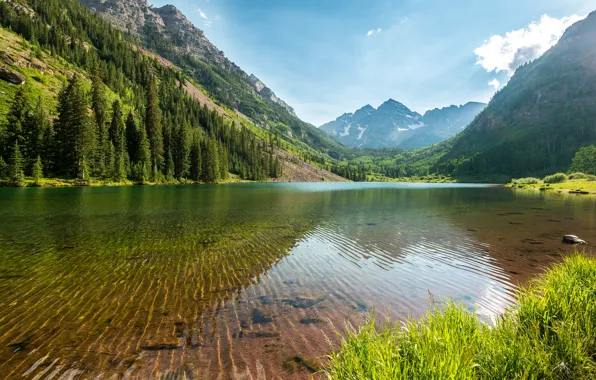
[[119, 3, 349, 160], [433, 11, 596, 178], [0, 0, 347, 185]]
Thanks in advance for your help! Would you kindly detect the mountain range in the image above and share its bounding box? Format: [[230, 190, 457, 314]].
[[1, 0, 594, 182], [319, 100, 486, 149]]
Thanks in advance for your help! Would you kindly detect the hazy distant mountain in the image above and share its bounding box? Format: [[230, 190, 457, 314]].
[[320, 100, 486, 149]]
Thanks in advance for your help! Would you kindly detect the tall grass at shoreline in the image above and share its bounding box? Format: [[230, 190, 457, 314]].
[[326, 254, 596, 379]]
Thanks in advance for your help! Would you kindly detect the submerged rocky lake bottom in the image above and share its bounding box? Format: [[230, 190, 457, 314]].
[[0, 183, 594, 379]]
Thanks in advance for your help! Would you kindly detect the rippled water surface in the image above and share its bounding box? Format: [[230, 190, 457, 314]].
[[0, 183, 595, 379]]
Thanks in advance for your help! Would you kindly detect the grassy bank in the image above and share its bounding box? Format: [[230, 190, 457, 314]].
[[508, 173, 596, 195], [326, 254, 596, 379], [0, 175, 250, 188], [508, 179, 596, 195]]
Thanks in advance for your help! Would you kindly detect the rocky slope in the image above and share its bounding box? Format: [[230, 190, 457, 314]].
[[320, 100, 485, 149], [437, 11, 596, 177], [79, 0, 295, 116]]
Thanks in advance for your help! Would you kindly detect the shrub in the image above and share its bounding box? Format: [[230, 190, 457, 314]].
[[543, 173, 567, 184], [568, 172, 588, 180], [587, 175, 596, 182], [570, 145, 596, 175], [512, 177, 541, 184]]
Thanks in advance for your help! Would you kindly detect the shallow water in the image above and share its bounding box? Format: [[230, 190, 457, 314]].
[[0, 183, 594, 379]]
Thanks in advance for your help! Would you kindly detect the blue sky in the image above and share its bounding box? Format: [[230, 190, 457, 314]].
[[151, 0, 595, 125]]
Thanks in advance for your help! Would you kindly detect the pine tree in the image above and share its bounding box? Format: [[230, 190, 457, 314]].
[[54, 76, 95, 179], [189, 140, 201, 181], [125, 112, 138, 163], [173, 123, 190, 179], [145, 74, 163, 177], [91, 73, 108, 175], [3, 86, 29, 160], [202, 137, 219, 183], [24, 96, 50, 165], [219, 144, 229, 180], [9, 142, 24, 186], [32, 155, 43, 184], [109, 100, 126, 181], [134, 120, 151, 182], [106, 142, 115, 179], [0, 157, 8, 179]]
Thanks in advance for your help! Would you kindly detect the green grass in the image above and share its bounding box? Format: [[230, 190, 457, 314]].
[[508, 178, 596, 194], [326, 254, 596, 379]]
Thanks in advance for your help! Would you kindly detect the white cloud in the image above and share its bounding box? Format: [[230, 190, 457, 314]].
[[198, 9, 208, 20], [488, 78, 500, 89], [366, 28, 382, 37], [474, 14, 586, 76]]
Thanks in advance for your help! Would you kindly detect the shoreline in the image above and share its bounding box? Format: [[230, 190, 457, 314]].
[[506, 180, 596, 196], [325, 254, 596, 379]]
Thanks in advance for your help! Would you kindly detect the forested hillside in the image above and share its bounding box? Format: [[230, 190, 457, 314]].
[[79, 0, 349, 160], [0, 0, 343, 186], [434, 11, 596, 178]]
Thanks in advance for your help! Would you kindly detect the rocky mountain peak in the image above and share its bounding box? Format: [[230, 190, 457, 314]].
[[320, 99, 486, 149]]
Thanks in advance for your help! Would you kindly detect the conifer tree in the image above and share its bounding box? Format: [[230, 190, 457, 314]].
[[109, 100, 126, 180], [9, 142, 24, 185], [3, 86, 29, 160], [134, 119, 151, 182], [219, 144, 229, 180], [189, 140, 201, 181], [32, 156, 43, 184], [54, 76, 95, 179], [202, 137, 219, 183], [125, 112, 138, 163], [145, 74, 163, 177], [0, 157, 8, 179], [25, 96, 49, 165], [91, 73, 108, 174]]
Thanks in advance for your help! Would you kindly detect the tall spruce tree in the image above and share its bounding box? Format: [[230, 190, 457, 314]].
[[202, 137, 220, 183], [24, 96, 49, 165], [125, 112, 138, 163], [54, 76, 95, 179], [3, 86, 29, 160], [9, 142, 24, 185], [189, 140, 201, 181], [108, 100, 126, 180], [91, 73, 108, 175], [145, 75, 163, 177]]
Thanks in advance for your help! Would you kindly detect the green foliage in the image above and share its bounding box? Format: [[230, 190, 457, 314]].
[[9, 141, 24, 186], [543, 172, 568, 184], [570, 145, 596, 175], [0, 156, 7, 178], [568, 172, 589, 180], [512, 177, 541, 184], [0, 0, 325, 184], [326, 254, 596, 380], [32, 155, 43, 184]]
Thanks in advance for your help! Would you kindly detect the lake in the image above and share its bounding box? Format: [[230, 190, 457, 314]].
[[0, 183, 594, 379]]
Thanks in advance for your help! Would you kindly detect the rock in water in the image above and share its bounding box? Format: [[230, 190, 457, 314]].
[[562, 235, 587, 245]]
